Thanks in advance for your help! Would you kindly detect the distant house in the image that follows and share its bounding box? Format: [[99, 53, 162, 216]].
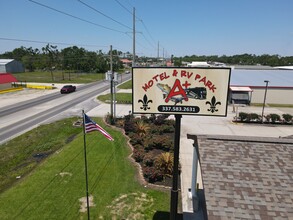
[[187, 61, 211, 67], [120, 58, 132, 67], [0, 59, 24, 73], [0, 72, 18, 90]]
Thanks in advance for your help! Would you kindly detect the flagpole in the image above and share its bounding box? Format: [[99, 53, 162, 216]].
[[82, 110, 90, 220]]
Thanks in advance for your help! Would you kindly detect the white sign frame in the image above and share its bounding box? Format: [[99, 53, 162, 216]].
[[132, 67, 231, 116]]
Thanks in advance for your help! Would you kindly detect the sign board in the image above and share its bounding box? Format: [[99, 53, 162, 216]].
[[105, 71, 118, 82], [132, 67, 231, 116]]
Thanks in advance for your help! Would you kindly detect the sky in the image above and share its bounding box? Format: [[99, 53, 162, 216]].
[[0, 0, 293, 57]]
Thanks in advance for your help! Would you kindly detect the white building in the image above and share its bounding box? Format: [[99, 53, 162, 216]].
[[229, 69, 293, 105], [0, 59, 24, 73]]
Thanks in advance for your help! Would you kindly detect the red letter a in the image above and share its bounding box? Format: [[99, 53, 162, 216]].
[[165, 79, 188, 103]]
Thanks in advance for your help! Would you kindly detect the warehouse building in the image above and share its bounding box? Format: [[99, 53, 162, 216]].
[[0, 59, 24, 73], [229, 68, 293, 105]]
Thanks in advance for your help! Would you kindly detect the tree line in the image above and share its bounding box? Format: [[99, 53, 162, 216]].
[[173, 54, 293, 67], [1, 44, 292, 70], [0, 44, 123, 73]]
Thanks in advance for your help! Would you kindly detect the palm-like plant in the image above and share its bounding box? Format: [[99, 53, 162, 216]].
[[155, 152, 174, 177], [135, 120, 150, 137]]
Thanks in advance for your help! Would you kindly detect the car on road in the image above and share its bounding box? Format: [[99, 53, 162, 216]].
[[60, 85, 76, 94]]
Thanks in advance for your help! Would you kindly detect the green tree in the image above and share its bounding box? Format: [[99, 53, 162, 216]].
[[21, 47, 40, 72], [42, 44, 59, 81]]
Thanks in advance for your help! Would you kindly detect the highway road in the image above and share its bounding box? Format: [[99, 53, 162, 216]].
[[0, 74, 131, 145]]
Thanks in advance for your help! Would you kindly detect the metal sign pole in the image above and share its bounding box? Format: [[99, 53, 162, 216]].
[[170, 114, 182, 220]]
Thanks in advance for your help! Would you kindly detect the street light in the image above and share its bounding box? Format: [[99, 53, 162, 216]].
[[261, 80, 269, 123]]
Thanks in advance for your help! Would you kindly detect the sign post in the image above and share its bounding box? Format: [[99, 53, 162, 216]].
[[170, 114, 181, 220], [132, 67, 231, 218]]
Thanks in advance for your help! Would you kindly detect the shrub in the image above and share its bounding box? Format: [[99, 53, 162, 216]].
[[128, 133, 144, 145], [155, 152, 174, 177], [238, 112, 248, 122], [144, 135, 173, 151], [124, 118, 136, 134], [105, 113, 113, 124], [282, 114, 292, 123], [115, 118, 125, 128], [267, 113, 281, 123], [248, 113, 261, 122], [157, 124, 175, 134], [143, 154, 154, 167], [148, 114, 169, 125], [135, 120, 150, 137], [143, 166, 164, 183], [132, 148, 144, 162]]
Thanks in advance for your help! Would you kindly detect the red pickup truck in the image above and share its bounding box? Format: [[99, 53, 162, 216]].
[[60, 85, 76, 94]]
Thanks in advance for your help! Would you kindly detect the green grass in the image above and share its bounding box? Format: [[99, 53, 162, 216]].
[[0, 118, 170, 219], [97, 80, 133, 104], [98, 93, 132, 104], [0, 117, 81, 192], [12, 71, 105, 84], [251, 103, 293, 108], [118, 79, 132, 89]]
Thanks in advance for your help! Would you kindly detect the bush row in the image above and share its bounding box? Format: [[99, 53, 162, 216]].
[[236, 112, 293, 124]]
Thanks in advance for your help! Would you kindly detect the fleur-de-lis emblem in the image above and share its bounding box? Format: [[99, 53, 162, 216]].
[[138, 94, 153, 111], [206, 96, 221, 113]]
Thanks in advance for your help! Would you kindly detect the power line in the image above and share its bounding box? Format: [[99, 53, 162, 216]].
[[113, 0, 158, 50], [28, 0, 126, 33], [140, 33, 156, 50], [113, 0, 132, 15], [0, 37, 108, 49], [140, 20, 157, 46], [77, 0, 132, 30]]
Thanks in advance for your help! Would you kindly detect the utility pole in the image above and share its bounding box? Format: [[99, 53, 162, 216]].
[[157, 41, 159, 59], [261, 80, 269, 123], [132, 7, 136, 67], [110, 45, 114, 124]]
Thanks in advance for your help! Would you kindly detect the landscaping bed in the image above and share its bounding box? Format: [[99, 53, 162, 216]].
[[110, 114, 176, 187]]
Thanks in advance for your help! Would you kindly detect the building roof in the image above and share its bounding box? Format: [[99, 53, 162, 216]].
[[230, 86, 253, 92], [189, 134, 293, 220], [120, 58, 132, 64], [0, 73, 18, 84], [0, 59, 14, 65], [230, 69, 293, 88]]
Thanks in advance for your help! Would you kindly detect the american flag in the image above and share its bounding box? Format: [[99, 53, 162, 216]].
[[84, 114, 114, 141]]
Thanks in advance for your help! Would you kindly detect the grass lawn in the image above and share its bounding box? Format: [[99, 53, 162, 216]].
[[118, 79, 132, 89], [0, 118, 170, 219], [98, 93, 132, 104], [251, 103, 293, 108], [96, 80, 133, 104], [12, 71, 106, 84]]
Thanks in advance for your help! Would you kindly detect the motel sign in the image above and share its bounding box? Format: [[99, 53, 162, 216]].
[[132, 67, 231, 116]]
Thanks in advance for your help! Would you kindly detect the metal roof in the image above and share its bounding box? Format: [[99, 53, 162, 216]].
[[230, 69, 293, 87], [0, 59, 14, 65], [230, 86, 252, 92]]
